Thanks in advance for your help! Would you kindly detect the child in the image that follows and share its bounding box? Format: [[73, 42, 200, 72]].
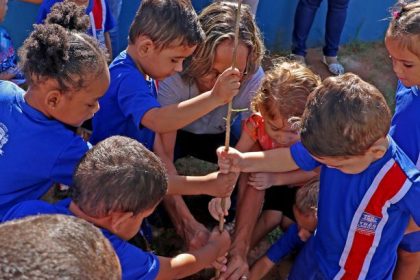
[[0, 23, 109, 218], [217, 73, 420, 279], [0, 0, 25, 85], [384, 2, 420, 278], [89, 0, 241, 249], [3, 136, 231, 280], [208, 61, 320, 278], [249, 179, 319, 280], [0, 214, 121, 279]]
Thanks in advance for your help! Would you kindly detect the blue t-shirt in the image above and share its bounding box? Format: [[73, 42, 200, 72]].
[[389, 82, 420, 253], [36, 0, 94, 24], [91, 51, 160, 150], [0, 81, 89, 219], [290, 138, 420, 279], [2, 199, 160, 280], [266, 223, 305, 263]]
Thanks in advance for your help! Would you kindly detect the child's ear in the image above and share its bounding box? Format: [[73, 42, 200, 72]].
[[368, 137, 388, 160], [45, 90, 63, 109], [136, 36, 155, 57]]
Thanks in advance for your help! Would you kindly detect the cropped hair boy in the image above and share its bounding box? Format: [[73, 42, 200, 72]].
[[0, 214, 121, 280], [3, 136, 230, 280], [217, 73, 420, 279]]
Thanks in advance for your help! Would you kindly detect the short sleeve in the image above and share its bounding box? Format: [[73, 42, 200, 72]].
[[117, 74, 160, 128], [117, 242, 160, 280], [399, 231, 420, 252], [266, 224, 305, 263], [50, 137, 90, 186], [239, 67, 264, 120], [290, 142, 320, 171], [399, 181, 420, 226]]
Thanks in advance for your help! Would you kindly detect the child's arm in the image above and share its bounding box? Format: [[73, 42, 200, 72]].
[[156, 228, 231, 280], [217, 146, 299, 174], [249, 256, 275, 280], [248, 170, 318, 190], [104, 32, 113, 61], [154, 134, 238, 197], [142, 68, 241, 133]]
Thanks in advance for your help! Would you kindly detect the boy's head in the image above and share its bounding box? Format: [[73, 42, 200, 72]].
[[251, 61, 321, 147], [128, 0, 204, 80], [0, 214, 121, 279], [299, 73, 391, 174], [385, 1, 420, 87], [72, 136, 168, 239], [183, 1, 265, 91], [293, 179, 319, 241]]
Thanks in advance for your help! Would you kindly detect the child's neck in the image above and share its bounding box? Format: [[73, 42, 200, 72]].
[[24, 88, 54, 119], [126, 46, 151, 81], [69, 201, 114, 233]]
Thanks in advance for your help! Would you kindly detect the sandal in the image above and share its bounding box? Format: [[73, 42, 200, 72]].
[[322, 56, 344, 75]]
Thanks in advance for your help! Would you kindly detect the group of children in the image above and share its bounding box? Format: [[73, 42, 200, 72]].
[[0, 0, 419, 279]]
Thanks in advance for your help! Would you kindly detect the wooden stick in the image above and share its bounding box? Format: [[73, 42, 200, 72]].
[[218, 0, 242, 233]]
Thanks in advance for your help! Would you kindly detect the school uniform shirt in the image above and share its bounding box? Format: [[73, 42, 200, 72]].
[[289, 138, 420, 279], [266, 223, 305, 263], [158, 67, 264, 134], [389, 82, 420, 253], [0, 81, 89, 219], [2, 199, 160, 280], [90, 0, 115, 47], [36, 0, 94, 24], [91, 51, 160, 150]]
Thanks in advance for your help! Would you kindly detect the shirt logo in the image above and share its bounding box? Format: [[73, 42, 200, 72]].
[[356, 212, 381, 236], [0, 122, 8, 156]]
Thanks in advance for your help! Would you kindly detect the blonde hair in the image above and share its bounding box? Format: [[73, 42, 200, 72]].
[[182, 1, 264, 81], [251, 60, 321, 121], [295, 178, 319, 214], [386, 1, 420, 57]]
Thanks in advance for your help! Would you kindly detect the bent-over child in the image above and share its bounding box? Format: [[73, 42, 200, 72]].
[[217, 73, 420, 279], [3, 136, 231, 280]]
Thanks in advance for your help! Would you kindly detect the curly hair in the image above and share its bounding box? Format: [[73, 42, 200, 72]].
[[251, 60, 321, 121], [182, 1, 265, 81], [129, 0, 204, 49], [386, 1, 420, 57], [72, 136, 168, 217], [45, 0, 90, 32], [300, 73, 391, 157], [19, 23, 107, 92]]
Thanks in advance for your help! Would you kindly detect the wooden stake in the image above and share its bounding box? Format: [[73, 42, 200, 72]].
[[219, 0, 242, 233]]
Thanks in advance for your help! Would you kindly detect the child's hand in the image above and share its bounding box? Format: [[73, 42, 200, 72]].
[[208, 227, 231, 257], [248, 172, 277, 190], [207, 171, 239, 198], [208, 197, 232, 221], [217, 146, 244, 174], [212, 68, 241, 105]]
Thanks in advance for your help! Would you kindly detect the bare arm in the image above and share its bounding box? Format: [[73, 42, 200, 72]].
[[156, 228, 231, 280], [218, 146, 299, 174], [248, 170, 318, 191], [104, 32, 113, 61], [249, 256, 275, 280], [142, 68, 240, 133], [18, 0, 42, 4]]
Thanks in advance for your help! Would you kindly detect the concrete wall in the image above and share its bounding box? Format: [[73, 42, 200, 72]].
[[3, 0, 394, 54]]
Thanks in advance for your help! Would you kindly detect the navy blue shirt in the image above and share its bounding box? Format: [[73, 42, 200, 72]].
[[91, 51, 160, 150]]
